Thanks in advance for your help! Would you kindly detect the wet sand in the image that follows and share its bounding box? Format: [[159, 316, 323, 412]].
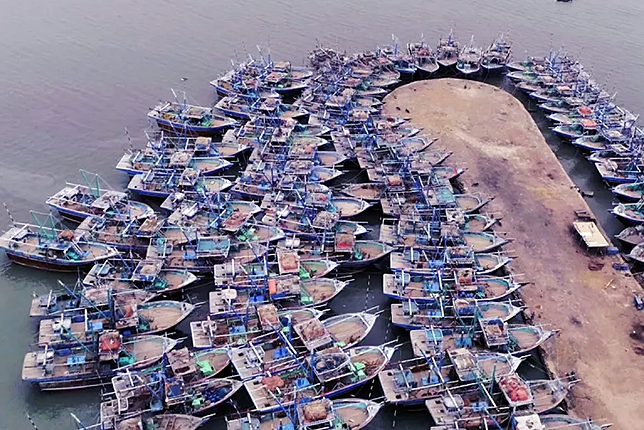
[[383, 78, 644, 428]]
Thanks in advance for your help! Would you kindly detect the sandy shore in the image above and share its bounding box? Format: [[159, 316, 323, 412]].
[[383, 79, 644, 429]]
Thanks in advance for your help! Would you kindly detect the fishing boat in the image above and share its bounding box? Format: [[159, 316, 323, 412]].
[[262, 210, 367, 239], [341, 182, 386, 202], [100, 413, 207, 430], [595, 158, 640, 184], [480, 34, 512, 73], [190, 306, 322, 349], [243, 344, 394, 413], [22, 330, 180, 390], [116, 149, 233, 176], [615, 225, 644, 246], [215, 96, 308, 121], [213, 258, 339, 286], [83, 259, 198, 293], [383, 270, 522, 303], [226, 398, 382, 430], [613, 182, 644, 201], [209, 277, 348, 316], [0, 219, 119, 272], [538, 414, 605, 430], [37, 300, 194, 348], [167, 346, 232, 380], [612, 202, 644, 224], [390, 247, 511, 275], [127, 169, 234, 199], [262, 191, 372, 219], [409, 320, 555, 358], [456, 37, 482, 76], [148, 100, 237, 135], [408, 40, 440, 76], [436, 30, 460, 69], [30, 285, 157, 319], [47, 175, 154, 222], [75, 215, 167, 254], [528, 378, 573, 413], [147, 238, 266, 275], [276, 236, 393, 268]]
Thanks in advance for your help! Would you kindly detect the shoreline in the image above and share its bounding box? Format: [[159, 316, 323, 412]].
[[383, 78, 644, 429]]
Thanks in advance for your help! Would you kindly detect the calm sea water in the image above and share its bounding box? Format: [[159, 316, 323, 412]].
[[0, 0, 642, 428]]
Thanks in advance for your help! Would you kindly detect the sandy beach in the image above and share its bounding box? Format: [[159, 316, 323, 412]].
[[383, 78, 644, 429]]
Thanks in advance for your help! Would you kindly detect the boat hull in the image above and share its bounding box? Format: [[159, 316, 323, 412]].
[[4, 252, 106, 272]]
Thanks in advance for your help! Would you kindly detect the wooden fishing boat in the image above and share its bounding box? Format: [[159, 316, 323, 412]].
[[30, 287, 157, 319], [75, 215, 167, 254], [262, 211, 367, 239], [262, 192, 372, 219], [47, 183, 154, 223], [22, 331, 180, 390], [213, 255, 338, 283], [190, 306, 322, 349], [167, 346, 232, 381], [148, 100, 237, 135], [612, 201, 644, 224], [538, 414, 604, 430], [615, 225, 644, 246], [391, 298, 522, 331], [390, 247, 511, 276], [244, 344, 394, 413], [613, 182, 644, 201], [378, 348, 522, 405], [528, 378, 572, 414], [341, 182, 386, 202], [105, 413, 207, 430], [480, 33, 511, 73], [436, 30, 460, 69], [595, 158, 640, 184], [209, 277, 348, 316], [456, 37, 482, 76], [383, 271, 523, 303], [147, 238, 266, 275], [215, 96, 307, 120], [0, 221, 119, 272], [276, 236, 392, 268], [116, 149, 233, 177], [409, 320, 555, 358], [37, 300, 194, 348], [408, 41, 440, 76], [226, 398, 382, 430], [425, 388, 510, 428], [209, 70, 281, 99], [83, 259, 198, 293], [128, 169, 233, 199]]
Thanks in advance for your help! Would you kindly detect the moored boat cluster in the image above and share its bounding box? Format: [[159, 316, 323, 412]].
[[2, 33, 606, 430], [506, 53, 644, 273]]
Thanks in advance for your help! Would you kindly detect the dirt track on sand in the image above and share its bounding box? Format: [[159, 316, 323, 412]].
[[383, 79, 644, 429]]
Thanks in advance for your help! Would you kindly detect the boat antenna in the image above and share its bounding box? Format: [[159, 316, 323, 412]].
[[123, 127, 133, 151], [2, 202, 15, 226]]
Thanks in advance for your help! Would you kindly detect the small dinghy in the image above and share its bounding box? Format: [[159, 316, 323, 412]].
[[0, 220, 119, 272], [148, 100, 237, 135], [226, 398, 382, 430]]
